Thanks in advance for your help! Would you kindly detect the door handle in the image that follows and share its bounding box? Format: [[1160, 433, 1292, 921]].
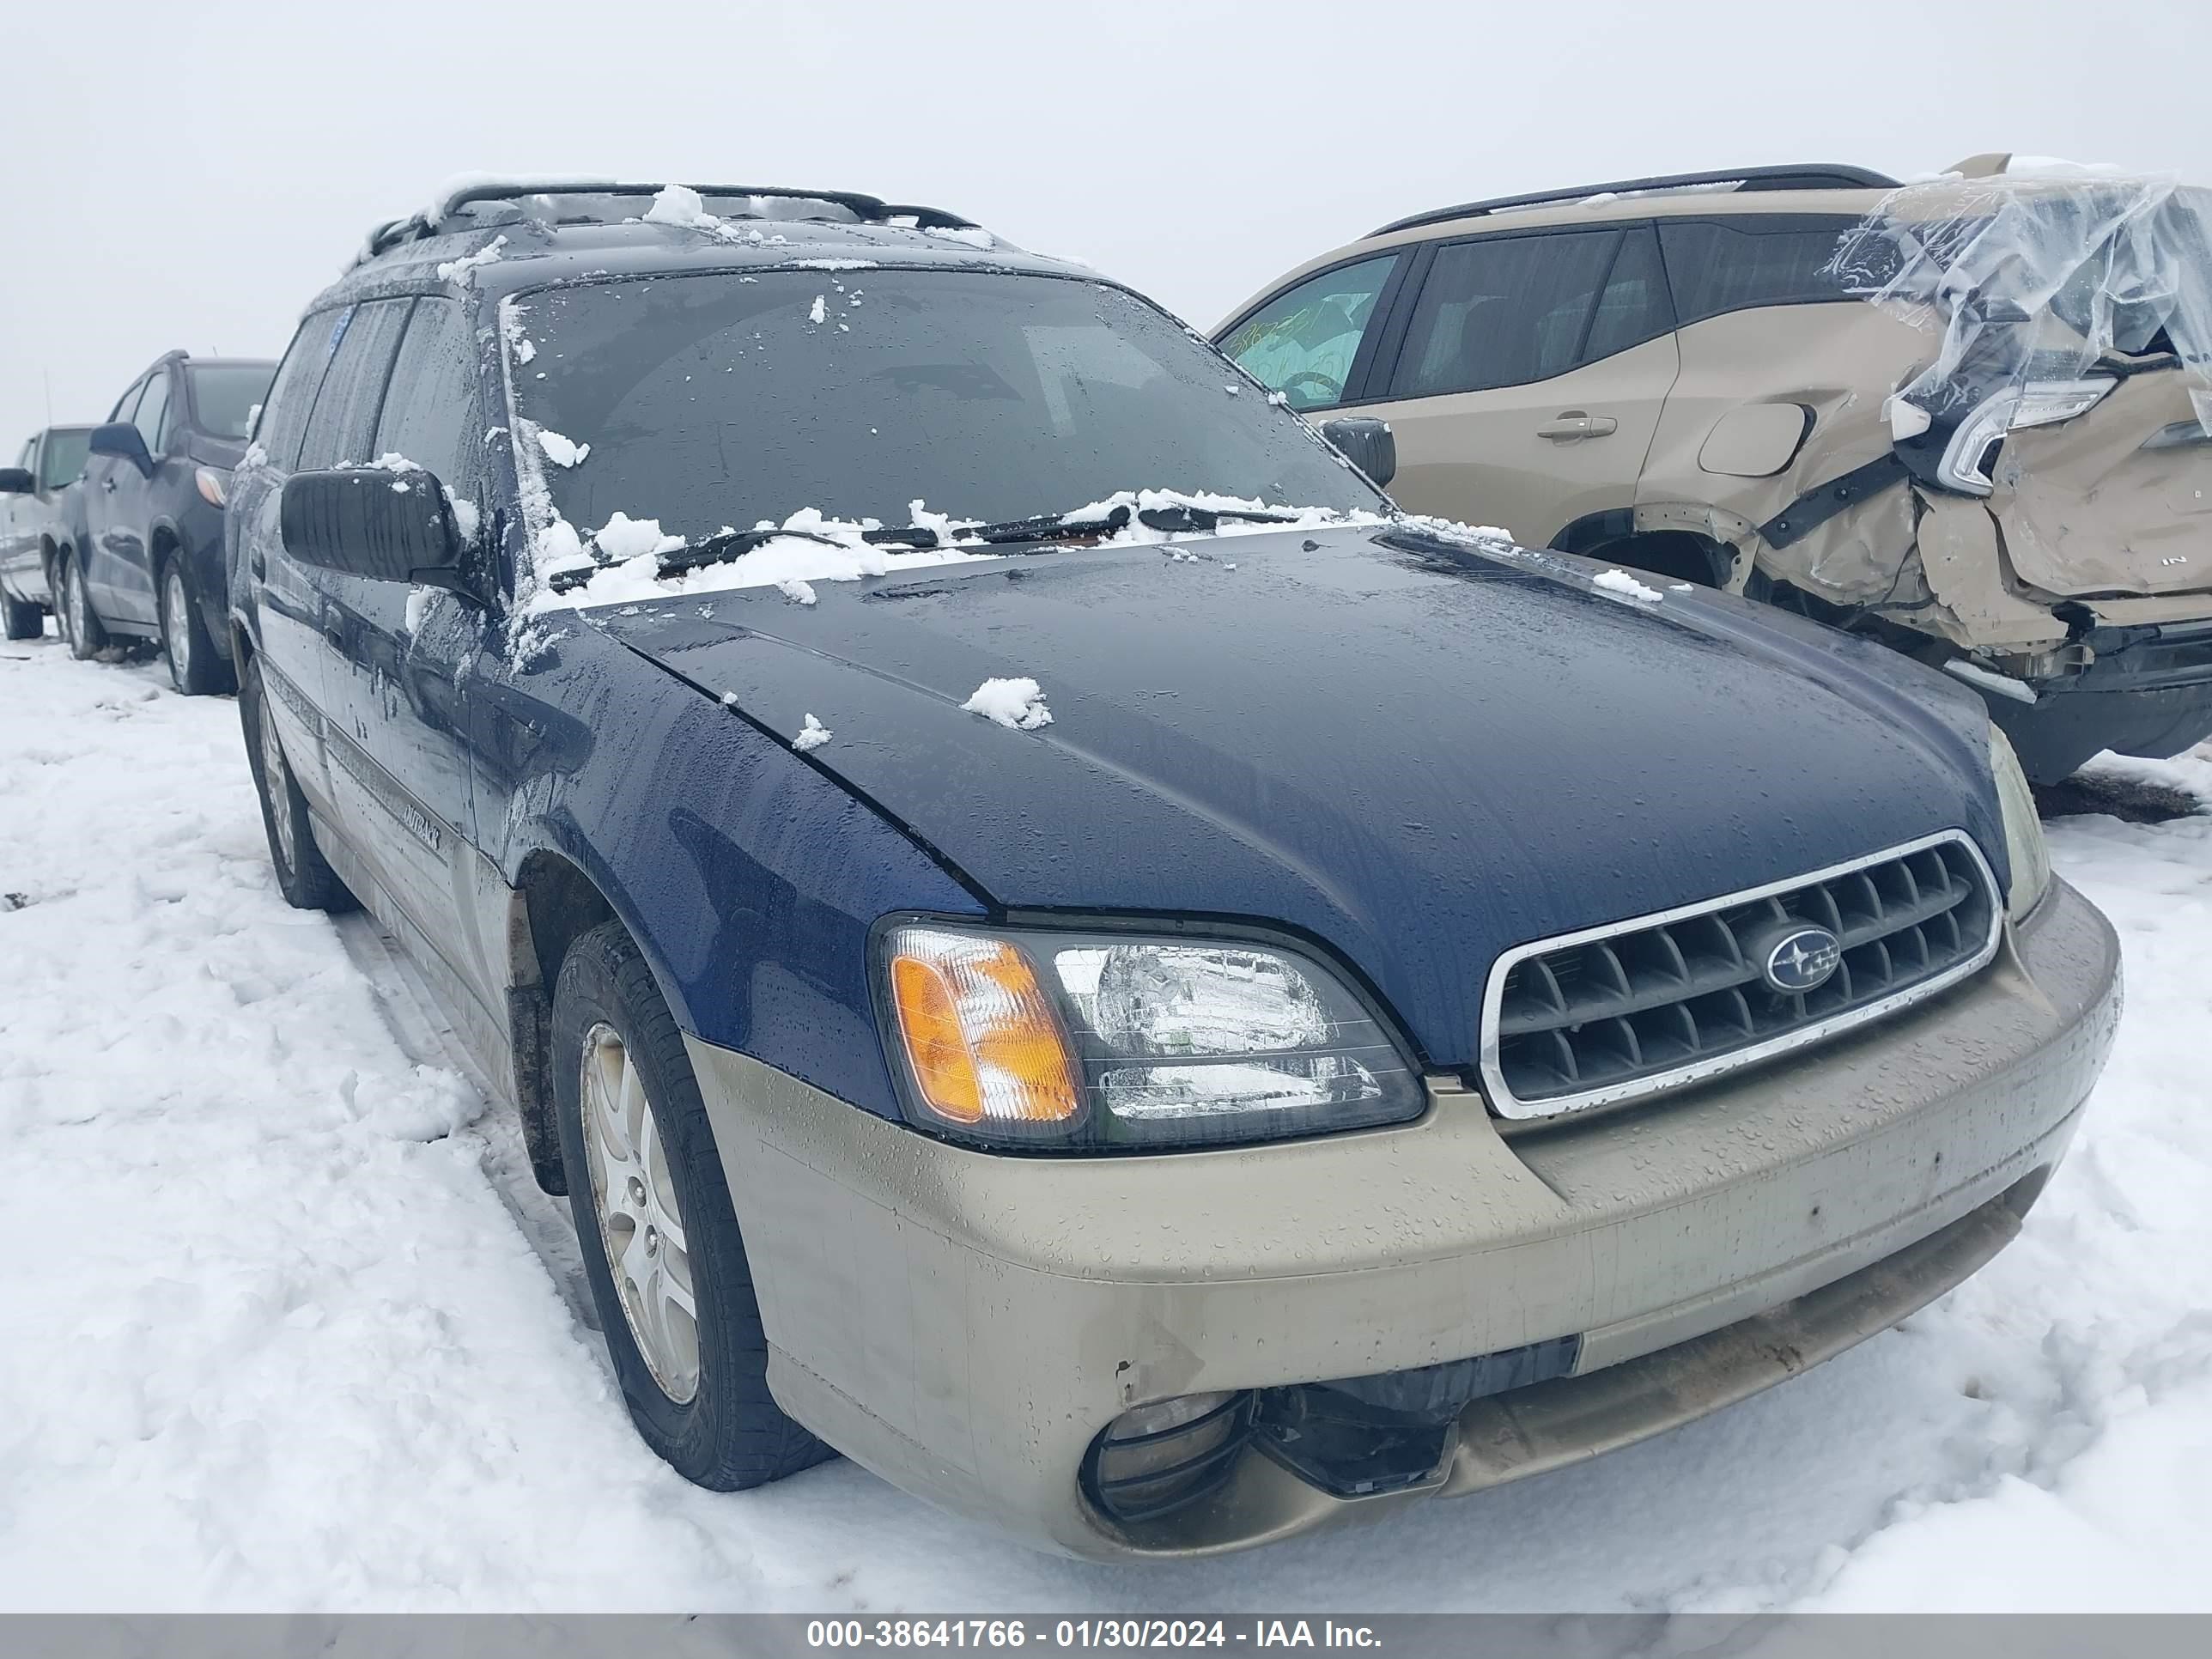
[[250, 552, 265, 580], [100, 476, 118, 492], [1538, 411, 1620, 441]]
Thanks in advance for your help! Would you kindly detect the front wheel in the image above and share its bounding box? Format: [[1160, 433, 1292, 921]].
[[161, 560, 234, 696], [240, 658, 356, 912], [553, 919, 831, 1490]]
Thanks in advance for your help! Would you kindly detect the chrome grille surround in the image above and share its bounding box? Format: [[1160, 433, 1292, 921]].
[[1480, 831, 2004, 1121]]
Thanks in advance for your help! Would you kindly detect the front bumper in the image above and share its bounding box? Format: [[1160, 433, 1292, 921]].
[[692, 877, 2119, 1559]]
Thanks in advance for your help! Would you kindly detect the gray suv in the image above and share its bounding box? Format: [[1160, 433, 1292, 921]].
[[0, 425, 92, 639]]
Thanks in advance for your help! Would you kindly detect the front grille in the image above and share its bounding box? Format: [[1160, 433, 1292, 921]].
[[1483, 832, 2001, 1121]]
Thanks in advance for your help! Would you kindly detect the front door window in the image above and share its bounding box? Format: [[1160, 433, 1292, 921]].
[[1220, 254, 1400, 411]]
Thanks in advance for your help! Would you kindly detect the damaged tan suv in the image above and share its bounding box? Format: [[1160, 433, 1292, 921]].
[[1219, 157, 2212, 781]]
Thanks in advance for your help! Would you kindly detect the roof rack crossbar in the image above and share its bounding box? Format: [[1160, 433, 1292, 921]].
[[1369, 163, 1899, 237], [355, 181, 978, 267], [432, 180, 975, 231]]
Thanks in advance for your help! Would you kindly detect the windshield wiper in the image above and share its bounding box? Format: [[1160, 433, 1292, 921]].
[[544, 499, 1299, 594], [547, 524, 856, 592], [858, 501, 1297, 548], [1133, 503, 1300, 533], [862, 503, 1138, 550]]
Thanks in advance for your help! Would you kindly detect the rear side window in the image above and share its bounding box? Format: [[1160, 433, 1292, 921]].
[[1390, 229, 1652, 398], [1218, 254, 1399, 411], [1660, 218, 1858, 325], [258, 313, 347, 468], [295, 299, 415, 470], [374, 298, 481, 491], [1581, 228, 1674, 363]]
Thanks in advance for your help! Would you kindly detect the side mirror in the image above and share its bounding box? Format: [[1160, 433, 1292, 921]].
[[280, 465, 478, 597], [0, 467, 32, 494], [1319, 416, 1396, 489], [88, 421, 155, 474]]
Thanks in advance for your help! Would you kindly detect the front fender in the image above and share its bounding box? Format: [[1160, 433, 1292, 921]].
[[491, 622, 987, 1121]]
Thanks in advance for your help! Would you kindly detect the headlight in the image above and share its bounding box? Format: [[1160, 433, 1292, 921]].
[[1937, 378, 2115, 495], [874, 921, 1425, 1149], [1987, 723, 2051, 923]]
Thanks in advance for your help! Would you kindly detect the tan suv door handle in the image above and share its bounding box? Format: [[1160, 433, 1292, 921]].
[[1538, 411, 1619, 441]]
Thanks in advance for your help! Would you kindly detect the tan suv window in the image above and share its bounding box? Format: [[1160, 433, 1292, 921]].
[[1581, 227, 1674, 362], [1393, 229, 1664, 398], [1658, 217, 1859, 325], [1220, 254, 1398, 411]]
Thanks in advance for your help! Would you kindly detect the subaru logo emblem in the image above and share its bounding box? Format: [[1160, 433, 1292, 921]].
[[1762, 926, 1842, 994]]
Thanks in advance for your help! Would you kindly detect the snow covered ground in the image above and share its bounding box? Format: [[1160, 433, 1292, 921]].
[[1, 629, 2207, 1613]]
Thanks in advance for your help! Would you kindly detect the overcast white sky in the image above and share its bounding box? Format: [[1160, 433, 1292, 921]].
[[4, 0, 2209, 444]]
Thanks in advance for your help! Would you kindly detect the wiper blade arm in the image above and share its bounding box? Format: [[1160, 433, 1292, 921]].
[[545, 500, 1181, 595], [873, 504, 1135, 549], [545, 525, 847, 592], [1134, 503, 1299, 533], [656, 525, 846, 578]]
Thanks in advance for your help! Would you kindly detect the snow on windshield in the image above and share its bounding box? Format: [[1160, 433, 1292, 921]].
[[520, 489, 1382, 615], [496, 270, 1388, 613]]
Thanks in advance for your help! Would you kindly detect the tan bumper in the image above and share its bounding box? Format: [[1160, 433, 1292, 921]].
[[691, 878, 2120, 1559]]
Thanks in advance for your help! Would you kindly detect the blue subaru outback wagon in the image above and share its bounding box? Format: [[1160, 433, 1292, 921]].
[[226, 180, 2119, 1559]]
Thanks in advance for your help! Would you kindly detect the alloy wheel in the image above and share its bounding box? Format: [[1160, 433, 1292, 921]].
[[164, 567, 192, 684], [579, 1021, 700, 1402]]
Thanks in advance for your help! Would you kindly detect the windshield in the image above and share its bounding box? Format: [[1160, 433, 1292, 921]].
[[507, 269, 1382, 550], [187, 363, 277, 441], [39, 429, 89, 489]]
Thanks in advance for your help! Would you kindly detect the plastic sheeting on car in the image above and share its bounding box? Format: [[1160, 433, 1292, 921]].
[[1828, 170, 2212, 433]]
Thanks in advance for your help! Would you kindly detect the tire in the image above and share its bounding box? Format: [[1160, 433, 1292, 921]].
[[240, 656, 357, 912], [160, 557, 234, 696], [58, 554, 106, 660], [1, 587, 39, 641], [553, 919, 831, 1490]]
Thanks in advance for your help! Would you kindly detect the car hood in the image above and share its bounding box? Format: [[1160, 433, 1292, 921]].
[[596, 523, 2005, 1070]]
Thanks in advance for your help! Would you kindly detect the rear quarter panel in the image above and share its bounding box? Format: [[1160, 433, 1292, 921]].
[[1638, 300, 1931, 597]]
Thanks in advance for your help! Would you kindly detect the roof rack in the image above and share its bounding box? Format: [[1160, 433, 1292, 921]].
[[1369, 164, 1899, 237], [356, 180, 979, 265]]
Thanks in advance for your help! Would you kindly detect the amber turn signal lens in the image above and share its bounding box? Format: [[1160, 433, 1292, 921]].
[[886, 930, 1082, 1131]]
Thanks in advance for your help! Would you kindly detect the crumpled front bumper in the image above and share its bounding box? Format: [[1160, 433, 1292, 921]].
[[690, 878, 2119, 1559]]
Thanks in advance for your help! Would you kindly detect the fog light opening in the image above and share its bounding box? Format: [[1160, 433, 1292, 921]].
[[1082, 1391, 1254, 1526]]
